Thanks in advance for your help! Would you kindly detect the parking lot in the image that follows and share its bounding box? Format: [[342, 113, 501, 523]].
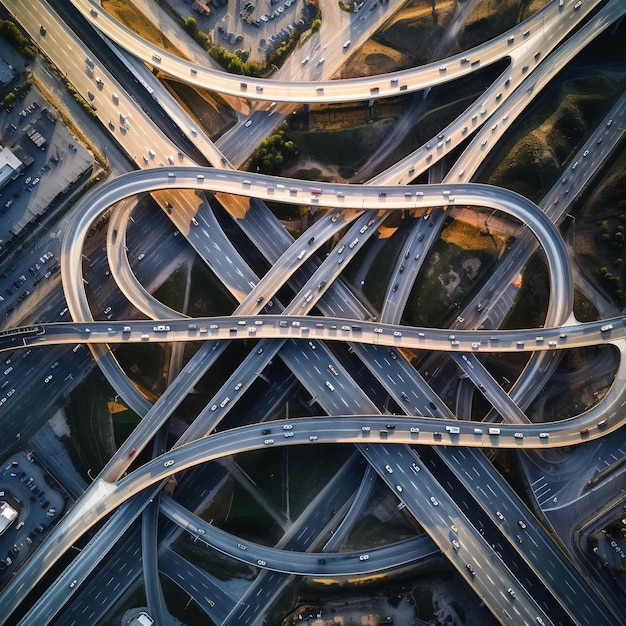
[[0, 84, 93, 255], [165, 0, 315, 63], [0, 452, 66, 580]]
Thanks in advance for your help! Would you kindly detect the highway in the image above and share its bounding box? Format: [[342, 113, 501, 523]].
[[0, 0, 624, 624], [70, 0, 601, 103]]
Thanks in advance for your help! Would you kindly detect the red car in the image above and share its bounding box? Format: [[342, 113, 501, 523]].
[[128, 448, 136, 456]]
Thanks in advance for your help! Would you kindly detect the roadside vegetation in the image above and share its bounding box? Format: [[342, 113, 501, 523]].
[[248, 124, 298, 175], [0, 19, 36, 59], [482, 75, 625, 203], [574, 143, 626, 306]]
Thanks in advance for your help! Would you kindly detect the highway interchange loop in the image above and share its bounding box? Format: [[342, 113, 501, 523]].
[[2, 0, 626, 624]]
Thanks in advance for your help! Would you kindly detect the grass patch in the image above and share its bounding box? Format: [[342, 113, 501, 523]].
[[287, 119, 396, 168], [573, 289, 599, 323], [188, 257, 238, 318], [65, 370, 116, 477], [112, 408, 141, 448], [114, 342, 166, 399], [152, 264, 188, 311], [572, 139, 626, 306], [235, 448, 288, 514], [401, 218, 502, 328], [223, 482, 284, 545], [481, 75, 626, 202]]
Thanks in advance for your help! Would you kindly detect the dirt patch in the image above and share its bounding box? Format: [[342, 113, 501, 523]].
[[102, 0, 187, 59], [162, 79, 236, 139]]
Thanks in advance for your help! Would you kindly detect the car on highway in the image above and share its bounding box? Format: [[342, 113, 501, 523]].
[[244, 120, 252, 128], [128, 448, 136, 456], [301, 56, 309, 65], [507, 588, 516, 599], [163, 460, 175, 467], [343, 40, 350, 49], [137, 253, 145, 261], [583, 149, 589, 157], [237, 543, 246, 550], [496, 511, 505, 520], [44, 375, 52, 383], [264, 439, 274, 445], [309, 435, 318, 441], [430, 496, 439, 506], [518, 519, 527, 529], [69, 580, 77, 588], [451, 539, 460, 550], [384, 464, 393, 474], [257, 559, 266, 566], [466, 563, 475, 576], [359, 554, 369, 561]]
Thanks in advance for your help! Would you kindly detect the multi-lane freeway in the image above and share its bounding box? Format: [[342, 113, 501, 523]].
[[1, 0, 625, 625]]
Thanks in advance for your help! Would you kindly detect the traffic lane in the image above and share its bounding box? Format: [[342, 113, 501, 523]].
[[364, 445, 552, 625], [161, 549, 234, 623], [422, 448, 581, 626]]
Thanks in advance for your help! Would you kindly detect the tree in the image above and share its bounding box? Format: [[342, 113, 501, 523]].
[[184, 17, 199, 37]]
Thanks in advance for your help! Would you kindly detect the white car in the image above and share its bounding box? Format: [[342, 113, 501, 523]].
[[385, 464, 393, 474], [44, 375, 53, 383], [257, 559, 266, 566], [309, 435, 318, 441], [359, 554, 369, 561], [244, 120, 252, 128], [163, 459, 175, 467]]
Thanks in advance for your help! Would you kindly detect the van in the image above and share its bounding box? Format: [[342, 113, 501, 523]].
[[219, 397, 230, 408], [297, 250, 306, 260], [488, 427, 501, 435]]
